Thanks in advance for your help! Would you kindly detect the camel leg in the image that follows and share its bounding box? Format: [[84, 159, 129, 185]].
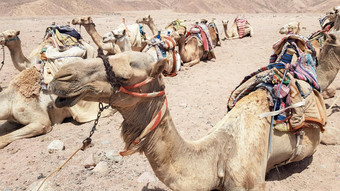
[[0, 122, 52, 148], [183, 58, 200, 67]]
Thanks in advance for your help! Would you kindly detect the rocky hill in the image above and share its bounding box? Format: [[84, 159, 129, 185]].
[[0, 0, 338, 17]]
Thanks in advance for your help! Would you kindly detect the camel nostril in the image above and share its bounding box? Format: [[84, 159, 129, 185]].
[[57, 73, 73, 81]]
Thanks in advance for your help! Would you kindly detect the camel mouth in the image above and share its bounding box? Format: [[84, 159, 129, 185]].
[[55, 94, 83, 108]]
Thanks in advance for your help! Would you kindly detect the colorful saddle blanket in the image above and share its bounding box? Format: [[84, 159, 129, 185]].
[[234, 17, 249, 38], [186, 24, 214, 52], [144, 35, 180, 76], [227, 34, 326, 132]]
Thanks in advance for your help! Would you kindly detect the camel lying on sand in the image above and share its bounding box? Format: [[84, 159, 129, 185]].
[[222, 17, 254, 40], [279, 21, 301, 34], [72, 16, 147, 53], [0, 29, 113, 148], [201, 19, 221, 47], [49, 51, 325, 190], [0, 29, 95, 72], [0, 68, 71, 148], [165, 19, 187, 36]]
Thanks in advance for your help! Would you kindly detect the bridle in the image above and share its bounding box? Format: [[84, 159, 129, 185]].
[[98, 52, 167, 156], [0, 35, 19, 71]]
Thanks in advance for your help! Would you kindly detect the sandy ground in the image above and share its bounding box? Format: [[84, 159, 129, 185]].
[[0, 10, 339, 191]]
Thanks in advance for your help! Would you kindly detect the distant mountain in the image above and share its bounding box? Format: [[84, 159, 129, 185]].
[[0, 0, 338, 17]]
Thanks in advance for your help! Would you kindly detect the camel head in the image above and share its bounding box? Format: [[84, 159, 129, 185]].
[[72, 16, 94, 25], [279, 21, 300, 34], [136, 15, 153, 25], [320, 30, 340, 58], [102, 28, 126, 43], [0, 30, 20, 46], [49, 51, 168, 109], [222, 20, 229, 27]]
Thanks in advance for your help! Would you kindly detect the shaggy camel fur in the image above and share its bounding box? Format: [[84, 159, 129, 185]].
[[0, 68, 71, 148], [176, 34, 215, 67], [222, 19, 254, 40], [49, 51, 324, 190], [72, 16, 147, 53], [279, 21, 301, 35]]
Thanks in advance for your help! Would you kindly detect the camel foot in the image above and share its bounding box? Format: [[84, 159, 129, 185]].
[[322, 87, 336, 99]]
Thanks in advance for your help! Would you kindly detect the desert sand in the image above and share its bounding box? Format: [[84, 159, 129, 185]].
[[0, 9, 339, 191]]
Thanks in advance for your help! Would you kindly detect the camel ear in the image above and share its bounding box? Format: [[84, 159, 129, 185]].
[[148, 15, 151, 18], [16, 31, 20, 36], [87, 16, 93, 23], [150, 58, 168, 77]]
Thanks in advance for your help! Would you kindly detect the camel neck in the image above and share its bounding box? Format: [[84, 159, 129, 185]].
[[147, 21, 158, 35], [178, 37, 191, 63], [0, 88, 13, 120], [6, 39, 31, 71], [82, 24, 119, 54], [316, 46, 340, 90]]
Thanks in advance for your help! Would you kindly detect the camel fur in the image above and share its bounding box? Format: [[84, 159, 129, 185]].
[[222, 19, 254, 40], [0, 68, 71, 148], [49, 51, 324, 190], [0, 29, 113, 131]]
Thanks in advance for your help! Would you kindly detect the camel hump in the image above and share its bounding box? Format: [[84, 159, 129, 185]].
[[11, 68, 41, 98]]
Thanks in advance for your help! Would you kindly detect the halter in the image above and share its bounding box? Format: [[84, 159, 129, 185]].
[[119, 77, 167, 156], [0, 36, 19, 71], [99, 53, 167, 156]]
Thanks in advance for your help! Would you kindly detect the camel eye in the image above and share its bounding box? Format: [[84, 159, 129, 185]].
[[117, 77, 129, 82]]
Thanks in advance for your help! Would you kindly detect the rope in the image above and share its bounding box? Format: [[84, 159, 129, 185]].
[[0, 45, 5, 71], [327, 96, 339, 113], [36, 145, 83, 191]]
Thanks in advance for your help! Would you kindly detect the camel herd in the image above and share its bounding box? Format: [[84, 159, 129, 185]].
[[0, 6, 340, 191]]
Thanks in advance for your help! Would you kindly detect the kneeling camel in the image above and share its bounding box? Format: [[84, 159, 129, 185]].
[[49, 51, 324, 190]]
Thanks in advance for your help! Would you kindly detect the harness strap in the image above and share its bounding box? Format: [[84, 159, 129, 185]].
[[119, 78, 165, 97], [120, 97, 168, 156]]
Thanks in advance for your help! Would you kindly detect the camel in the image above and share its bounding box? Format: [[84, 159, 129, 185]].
[[0, 29, 96, 72], [0, 68, 71, 148], [0, 29, 114, 145], [72, 16, 147, 53], [165, 19, 187, 36], [222, 18, 254, 40], [49, 51, 325, 190], [201, 19, 221, 47], [136, 15, 158, 36], [103, 30, 181, 75], [316, 31, 340, 93], [176, 33, 215, 67], [279, 21, 301, 35]]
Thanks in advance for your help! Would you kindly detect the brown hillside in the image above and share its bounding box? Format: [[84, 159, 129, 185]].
[[0, 0, 338, 17]]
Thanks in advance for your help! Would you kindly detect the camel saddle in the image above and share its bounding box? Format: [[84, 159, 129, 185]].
[[227, 34, 326, 132]]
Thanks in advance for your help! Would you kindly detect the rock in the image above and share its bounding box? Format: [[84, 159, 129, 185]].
[[47, 140, 65, 153], [92, 161, 108, 173], [137, 171, 156, 183], [27, 180, 54, 191], [84, 153, 96, 169], [105, 150, 123, 163]]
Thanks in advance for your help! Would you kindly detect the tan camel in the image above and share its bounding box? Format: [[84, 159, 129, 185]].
[[165, 19, 187, 36], [0, 68, 71, 148], [279, 21, 301, 35], [136, 15, 158, 36], [0, 29, 96, 71], [49, 51, 324, 190], [201, 19, 221, 47], [316, 31, 340, 93], [72, 16, 147, 53], [222, 19, 254, 40], [0, 29, 113, 134], [71, 16, 121, 55], [102, 28, 132, 52], [176, 34, 215, 67]]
